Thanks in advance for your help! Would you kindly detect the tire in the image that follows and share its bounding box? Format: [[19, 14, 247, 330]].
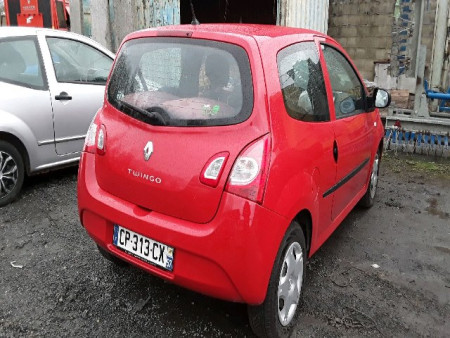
[[0, 141, 25, 207], [97, 245, 129, 267], [248, 222, 306, 338], [359, 150, 381, 208]]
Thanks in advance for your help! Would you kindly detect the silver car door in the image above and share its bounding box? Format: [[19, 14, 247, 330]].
[[0, 36, 55, 166], [39, 34, 113, 155]]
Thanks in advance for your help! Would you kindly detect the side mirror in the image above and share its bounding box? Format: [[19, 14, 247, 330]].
[[374, 88, 391, 108]]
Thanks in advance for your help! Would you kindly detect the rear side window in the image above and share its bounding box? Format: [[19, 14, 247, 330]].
[[0, 38, 45, 89], [277, 42, 329, 122], [108, 37, 253, 127]]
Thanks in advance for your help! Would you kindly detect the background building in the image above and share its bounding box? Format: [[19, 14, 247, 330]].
[[66, 0, 449, 98]]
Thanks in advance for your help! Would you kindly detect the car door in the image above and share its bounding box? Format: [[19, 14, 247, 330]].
[[320, 44, 373, 221], [272, 40, 337, 236], [39, 33, 113, 155], [0, 35, 54, 155]]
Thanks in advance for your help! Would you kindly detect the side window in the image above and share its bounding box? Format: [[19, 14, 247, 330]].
[[46, 37, 112, 84], [277, 42, 329, 122], [0, 38, 45, 89], [322, 45, 364, 118]]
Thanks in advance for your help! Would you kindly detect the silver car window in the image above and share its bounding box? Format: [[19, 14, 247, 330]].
[[0, 38, 44, 89], [46, 37, 113, 84]]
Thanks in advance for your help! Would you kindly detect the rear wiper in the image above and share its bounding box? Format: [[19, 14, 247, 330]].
[[117, 100, 167, 126]]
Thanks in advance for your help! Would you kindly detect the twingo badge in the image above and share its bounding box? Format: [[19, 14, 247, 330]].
[[144, 141, 153, 161]]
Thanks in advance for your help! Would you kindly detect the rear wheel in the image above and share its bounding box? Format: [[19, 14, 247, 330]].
[[97, 245, 128, 267], [359, 150, 380, 208], [248, 222, 306, 338], [0, 141, 25, 207]]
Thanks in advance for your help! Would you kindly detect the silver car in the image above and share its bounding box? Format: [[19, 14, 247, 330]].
[[0, 27, 114, 206]]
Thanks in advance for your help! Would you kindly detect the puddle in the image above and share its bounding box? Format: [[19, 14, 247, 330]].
[[425, 198, 449, 219]]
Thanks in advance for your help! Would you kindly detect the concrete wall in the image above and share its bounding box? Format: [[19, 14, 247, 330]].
[[90, 0, 111, 49], [422, 0, 438, 66], [89, 0, 180, 52], [69, 0, 83, 34], [1, 0, 5, 26]]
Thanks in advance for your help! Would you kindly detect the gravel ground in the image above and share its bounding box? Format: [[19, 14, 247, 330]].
[[0, 152, 449, 337]]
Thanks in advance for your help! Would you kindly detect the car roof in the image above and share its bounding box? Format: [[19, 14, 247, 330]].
[[0, 26, 115, 58], [0, 26, 58, 37], [126, 23, 330, 43]]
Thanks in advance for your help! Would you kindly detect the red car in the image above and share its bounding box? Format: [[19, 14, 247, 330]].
[[77, 24, 390, 337]]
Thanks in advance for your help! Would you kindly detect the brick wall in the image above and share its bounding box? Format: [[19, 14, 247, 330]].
[[328, 0, 437, 81], [328, 0, 395, 80]]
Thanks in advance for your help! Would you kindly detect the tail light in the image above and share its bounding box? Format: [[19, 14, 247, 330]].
[[200, 152, 229, 188], [226, 134, 271, 204], [83, 122, 98, 154], [83, 113, 106, 156], [96, 125, 106, 155]]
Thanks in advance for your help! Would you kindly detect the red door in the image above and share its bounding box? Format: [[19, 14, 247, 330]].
[[320, 44, 373, 220], [262, 40, 337, 240]]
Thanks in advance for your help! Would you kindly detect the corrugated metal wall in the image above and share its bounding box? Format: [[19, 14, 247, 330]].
[[277, 0, 329, 33], [139, 0, 180, 28], [78, 0, 329, 51]]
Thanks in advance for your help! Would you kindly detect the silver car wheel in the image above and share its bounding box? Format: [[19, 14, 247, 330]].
[[369, 153, 379, 199], [277, 241, 303, 327], [0, 150, 19, 197]]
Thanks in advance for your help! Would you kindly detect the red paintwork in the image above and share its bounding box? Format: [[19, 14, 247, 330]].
[[78, 24, 384, 305], [4, 0, 69, 30]]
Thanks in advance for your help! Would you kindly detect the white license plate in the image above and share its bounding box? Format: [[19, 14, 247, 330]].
[[113, 224, 174, 271]]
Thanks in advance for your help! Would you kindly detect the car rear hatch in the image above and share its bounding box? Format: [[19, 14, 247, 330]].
[[94, 36, 268, 224]]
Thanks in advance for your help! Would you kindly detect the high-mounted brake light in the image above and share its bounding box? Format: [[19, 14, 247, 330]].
[[226, 135, 271, 204], [200, 152, 229, 188]]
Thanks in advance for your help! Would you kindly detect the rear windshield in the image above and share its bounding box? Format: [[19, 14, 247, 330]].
[[108, 37, 253, 127]]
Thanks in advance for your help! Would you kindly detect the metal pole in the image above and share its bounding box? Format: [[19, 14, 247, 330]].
[[414, 45, 428, 117], [430, 0, 449, 90], [444, 10, 450, 90], [413, 0, 425, 79]]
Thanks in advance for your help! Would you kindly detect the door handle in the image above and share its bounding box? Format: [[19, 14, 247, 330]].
[[55, 91, 72, 101], [333, 140, 338, 163]]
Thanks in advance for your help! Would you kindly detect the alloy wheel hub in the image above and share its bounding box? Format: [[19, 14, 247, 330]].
[[0, 151, 18, 197], [277, 241, 303, 326], [370, 154, 379, 199]]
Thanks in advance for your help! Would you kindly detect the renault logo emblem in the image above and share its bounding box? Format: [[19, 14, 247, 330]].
[[144, 141, 153, 161]]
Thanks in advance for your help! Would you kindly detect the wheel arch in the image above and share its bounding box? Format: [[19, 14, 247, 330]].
[[378, 138, 384, 158], [293, 209, 312, 257], [0, 132, 30, 175]]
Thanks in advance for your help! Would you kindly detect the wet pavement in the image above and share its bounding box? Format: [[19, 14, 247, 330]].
[[1, 152, 449, 337]]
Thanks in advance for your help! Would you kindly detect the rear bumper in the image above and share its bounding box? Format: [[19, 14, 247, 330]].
[[77, 153, 288, 304]]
